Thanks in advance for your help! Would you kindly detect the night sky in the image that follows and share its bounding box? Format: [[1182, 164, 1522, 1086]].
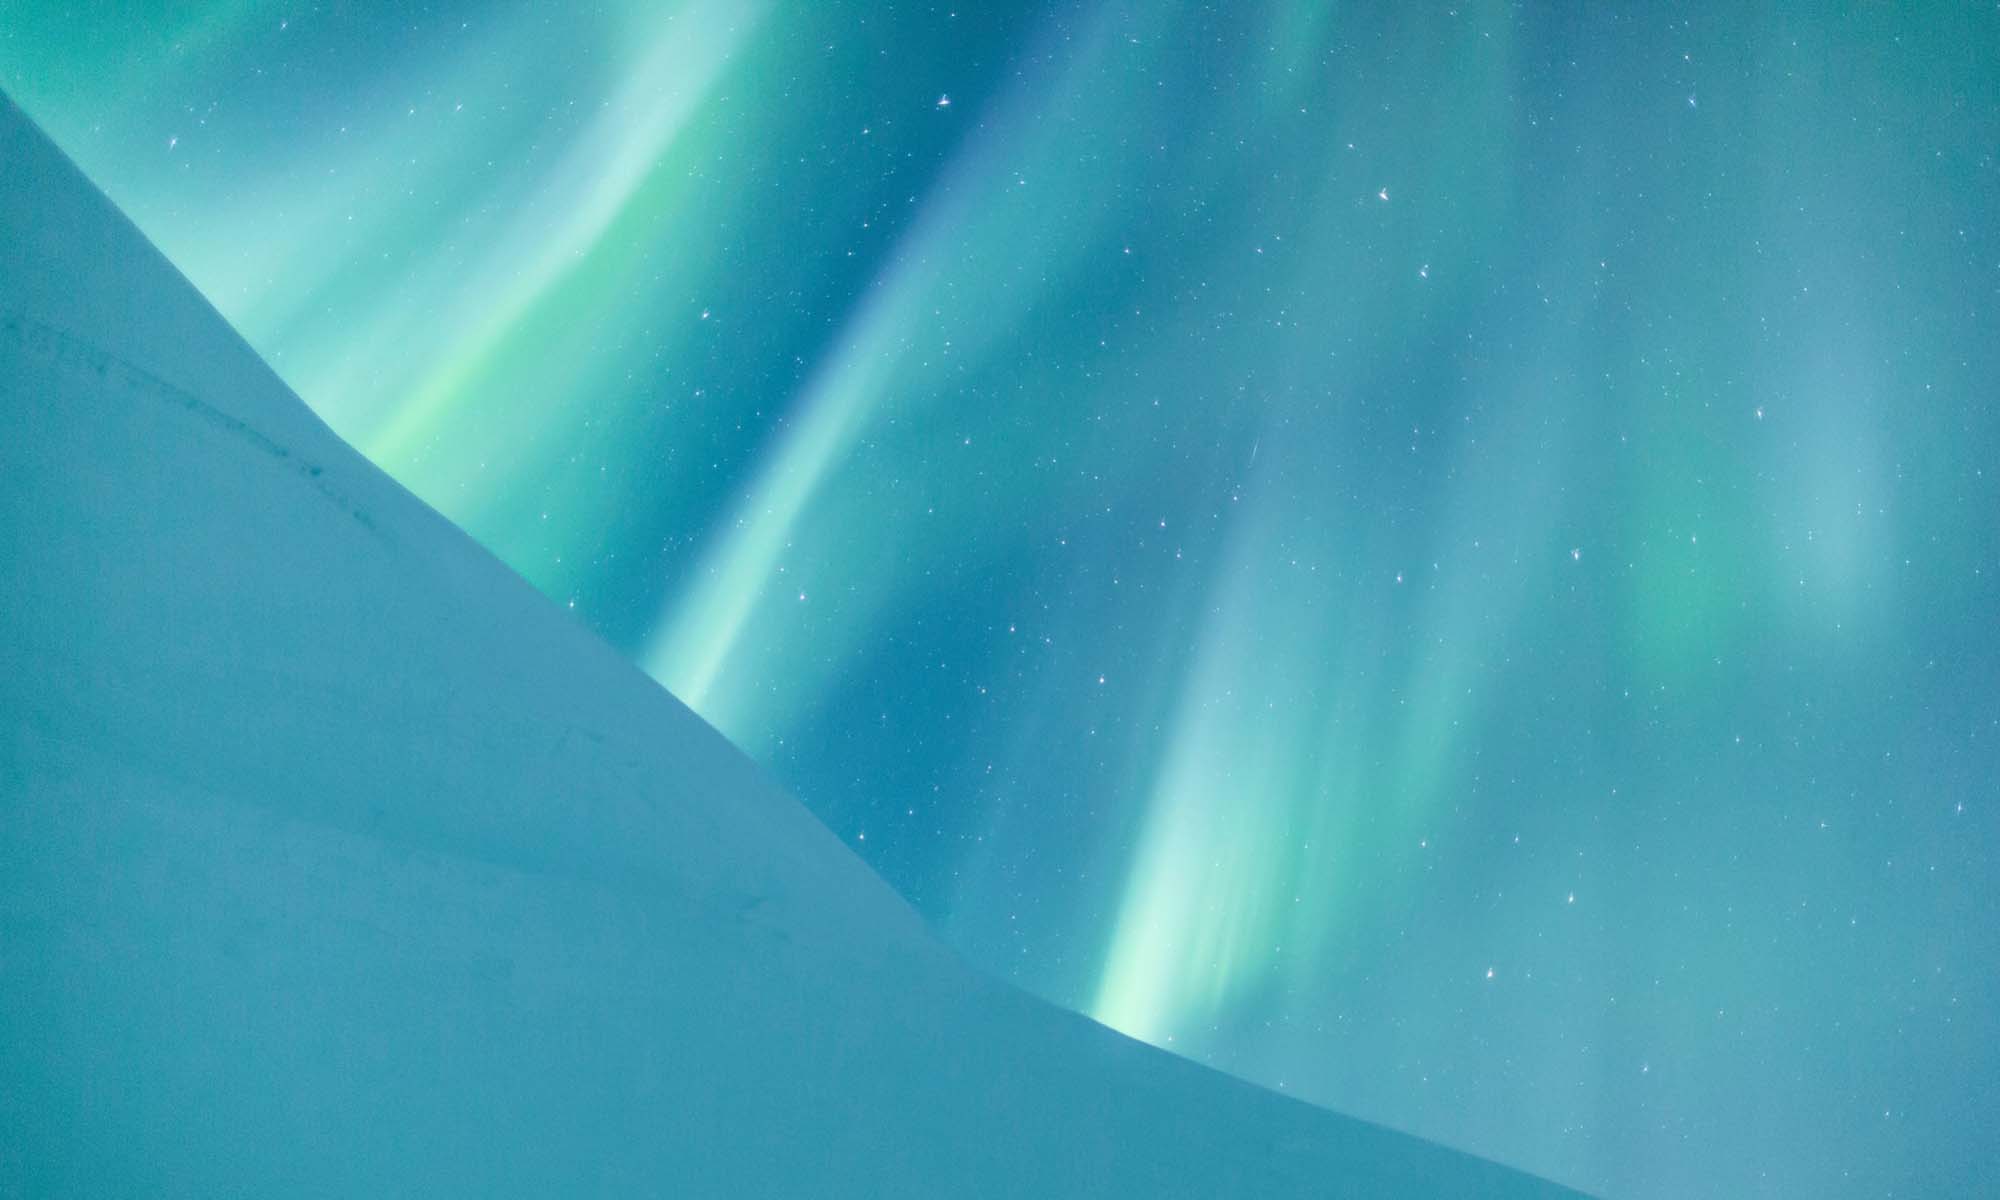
[[5, 3, 1997, 1195]]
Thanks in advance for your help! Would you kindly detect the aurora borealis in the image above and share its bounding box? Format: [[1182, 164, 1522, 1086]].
[[5, 2, 1996, 1194]]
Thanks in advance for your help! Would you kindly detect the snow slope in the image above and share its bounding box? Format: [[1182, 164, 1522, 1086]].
[[0, 93, 1584, 1198]]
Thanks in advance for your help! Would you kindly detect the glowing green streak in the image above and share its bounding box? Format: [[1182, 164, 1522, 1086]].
[[366, 0, 766, 464], [643, 323, 907, 726], [1092, 506, 1315, 1043], [644, 5, 1144, 746]]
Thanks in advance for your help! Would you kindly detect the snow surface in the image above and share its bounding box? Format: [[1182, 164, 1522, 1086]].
[[0, 93, 1583, 1197]]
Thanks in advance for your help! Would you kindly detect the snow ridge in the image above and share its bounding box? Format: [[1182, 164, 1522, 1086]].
[[0, 91, 1585, 1198]]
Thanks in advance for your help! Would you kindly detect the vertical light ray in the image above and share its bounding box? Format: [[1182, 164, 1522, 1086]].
[[365, 0, 767, 463], [642, 4, 1139, 745], [1090, 0, 1527, 1048], [1090, 506, 1300, 1042], [1085, 466, 1385, 1046], [641, 288, 913, 720]]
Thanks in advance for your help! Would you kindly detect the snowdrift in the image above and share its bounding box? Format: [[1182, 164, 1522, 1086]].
[[0, 93, 1581, 1197]]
